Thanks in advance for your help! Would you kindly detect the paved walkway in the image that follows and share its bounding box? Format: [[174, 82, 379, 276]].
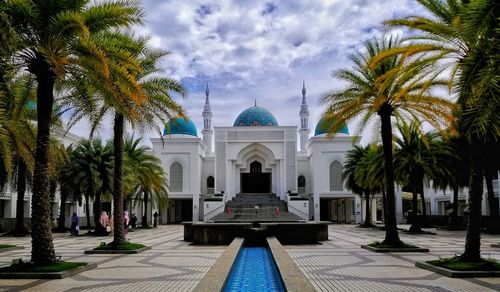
[[0, 225, 498, 291], [287, 225, 500, 292]]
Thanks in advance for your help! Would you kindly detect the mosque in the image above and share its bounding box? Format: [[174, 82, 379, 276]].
[[151, 83, 364, 224], [0, 84, 497, 229]]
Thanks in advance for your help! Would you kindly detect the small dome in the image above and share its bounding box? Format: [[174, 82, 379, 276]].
[[315, 117, 349, 136], [163, 117, 198, 137], [233, 106, 278, 127]]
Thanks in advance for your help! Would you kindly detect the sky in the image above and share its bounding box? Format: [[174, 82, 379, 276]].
[[69, 0, 428, 145]]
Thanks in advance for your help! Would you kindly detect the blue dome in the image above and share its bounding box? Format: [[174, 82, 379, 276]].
[[315, 117, 349, 136], [233, 106, 278, 127], [163, 117, 198, 137]]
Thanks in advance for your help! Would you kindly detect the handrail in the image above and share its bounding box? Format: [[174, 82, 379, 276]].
[[205, 203, 225, 220], [288, 204, 309, 219]]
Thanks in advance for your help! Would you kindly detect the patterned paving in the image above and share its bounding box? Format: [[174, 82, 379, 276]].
[[0, 226, 224, 292], [286, 225, 500, 292], [0, 225, 498, 291]]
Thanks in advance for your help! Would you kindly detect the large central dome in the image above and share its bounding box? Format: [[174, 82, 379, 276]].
[[233, 105, 278, 127]]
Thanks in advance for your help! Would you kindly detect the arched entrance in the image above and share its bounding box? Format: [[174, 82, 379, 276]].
[[240, 161, 271, 193]]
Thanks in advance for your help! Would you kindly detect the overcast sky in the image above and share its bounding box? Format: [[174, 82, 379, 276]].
[[69, 0, 428, 145]]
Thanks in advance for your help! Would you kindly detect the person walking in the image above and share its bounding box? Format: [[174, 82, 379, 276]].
[[70, 212, 79, 236], [153, 212, 159, 227], [100, 211, 109, 234], [124, 209, 130, 237]]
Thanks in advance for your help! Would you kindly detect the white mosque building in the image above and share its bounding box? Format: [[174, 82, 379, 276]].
[[152, 83, 364, 224], [151, 83, 500, 225], [0, 84, 498, 230]]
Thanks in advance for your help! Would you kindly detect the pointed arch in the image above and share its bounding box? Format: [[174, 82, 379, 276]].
[[329, 161, 343, 191], [170, 162, 183, 192]]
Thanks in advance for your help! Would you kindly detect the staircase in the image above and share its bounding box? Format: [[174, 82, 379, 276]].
[[209, 193, 304, 222]]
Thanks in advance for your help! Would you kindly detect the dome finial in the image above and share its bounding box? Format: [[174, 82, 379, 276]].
[[254, 99, 257, 107], [205, 82, 210, 98], [302, 81, 306, 98]]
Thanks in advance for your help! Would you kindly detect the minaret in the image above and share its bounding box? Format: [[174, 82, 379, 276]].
[[299, 81, 310, 152], [202, 82, 213, 152]]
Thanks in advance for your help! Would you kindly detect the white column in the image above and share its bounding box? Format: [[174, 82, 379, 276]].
[[314, 193, 320, 221], [354, 194, 361, 224]]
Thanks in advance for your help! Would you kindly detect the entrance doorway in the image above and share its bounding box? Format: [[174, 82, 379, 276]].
[[320, 198, 355, 223], [240, 161, 271, 193], [167, 199, 193, 223]]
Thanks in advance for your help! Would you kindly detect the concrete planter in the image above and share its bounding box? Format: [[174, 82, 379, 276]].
[[415, 261, 500, 278], [0, 263, 97, 279], [361, 245, 429, 253], [84, 246, 151, 254], [0, 246, 24, 253]]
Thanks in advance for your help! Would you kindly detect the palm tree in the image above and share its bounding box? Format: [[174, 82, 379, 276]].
[[0, 73, 37, 236], [70, 140, 114, 229], [432, 133, 469, 230], [385, 0, 498, 262], [63, 37, 186, 245], [321, 36, 453, 246], [343, 145, 373, 227], [55, 145, 81, 232], [123, 137, 168, 228], [355, 144, 386, 223], [1, 0, 143, 263], [394, 121, 454, 232]]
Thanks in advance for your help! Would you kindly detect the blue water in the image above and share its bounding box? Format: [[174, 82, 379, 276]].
[[224, 247, 285, 292]]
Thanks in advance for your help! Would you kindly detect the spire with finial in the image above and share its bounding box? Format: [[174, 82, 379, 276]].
[[202, 81, 212, 129], [202, 81, 213, 152], [299, 80, 310, 152], [205, 82, 210, 98]]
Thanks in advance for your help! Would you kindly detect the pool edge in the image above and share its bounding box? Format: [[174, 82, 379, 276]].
[[267, 237, 316, 292], [193, 237, 244, 292]]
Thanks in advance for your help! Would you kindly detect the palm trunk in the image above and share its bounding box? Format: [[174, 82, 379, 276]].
[[57, 192, 68, 231], [381, 190, 386, 223], [409, 178, 422, 232], [13, 159, 28, 236], [378, 107, 401, 245], [448, 185, 460, 230], [418, 176, 427, 227], [419, 189, 427, 216], [363, 191, 372, 227], [112, 112, 125, 245], [142, 190, 149, 227], [31, 65, 56, 264], [461, 142, 483, 262], [84, 194, 91, 228]]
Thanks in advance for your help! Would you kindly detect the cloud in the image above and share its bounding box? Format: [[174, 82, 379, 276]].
[[68, 0, 429, 145]]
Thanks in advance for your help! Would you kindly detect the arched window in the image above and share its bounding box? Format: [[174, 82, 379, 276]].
[[170, 162, 183, 192], [329, 161, 343, 191], [250, 161, 262, 173], [298, 175, 306, 194], [207, 176, 215, 194]]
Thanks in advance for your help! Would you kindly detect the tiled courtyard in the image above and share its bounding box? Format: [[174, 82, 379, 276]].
[[0, 225, 498, 291]]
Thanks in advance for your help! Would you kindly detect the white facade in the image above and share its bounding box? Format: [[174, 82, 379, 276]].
[[1, 89, 498, 228], [0, 128, 87, 231], [152, 84, 362, 223]]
